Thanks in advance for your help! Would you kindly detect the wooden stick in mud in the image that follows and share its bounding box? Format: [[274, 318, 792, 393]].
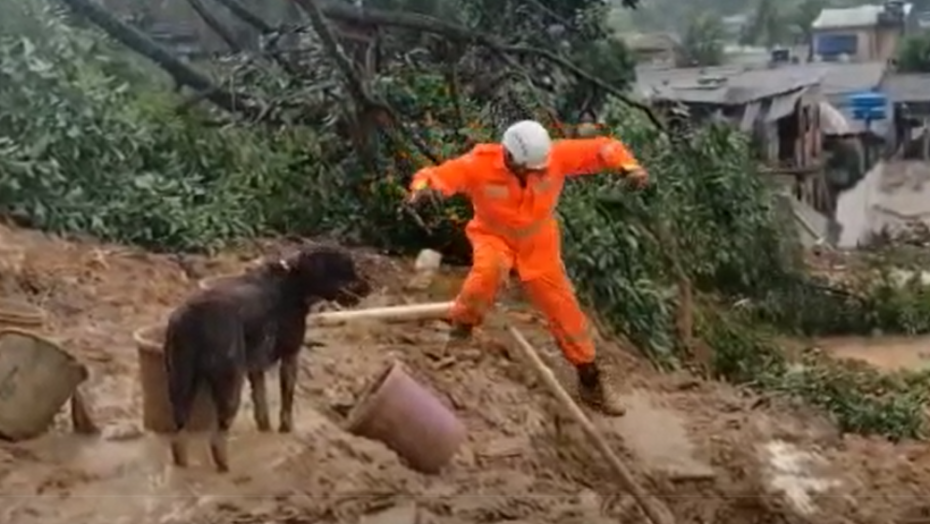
[[507, 326, 677, 524], [307, 301, 453, 326]]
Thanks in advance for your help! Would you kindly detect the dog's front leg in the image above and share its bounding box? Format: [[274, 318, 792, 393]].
[[248, 371, 272, 432], [278, 354, 298, 433]]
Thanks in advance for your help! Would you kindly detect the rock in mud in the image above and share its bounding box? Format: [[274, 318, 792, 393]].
[[101, 421, 143, 441], [760, 439, 840, 516], [406, 249, 442, 291]]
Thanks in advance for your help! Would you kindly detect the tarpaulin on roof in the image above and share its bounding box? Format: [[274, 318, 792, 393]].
[[764, 89, 804, 121], [819, 100, 853, 135], [740, 101, 761, 131]]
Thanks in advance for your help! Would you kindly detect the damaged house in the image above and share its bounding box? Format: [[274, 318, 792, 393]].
[[636, 66, 826, 214]]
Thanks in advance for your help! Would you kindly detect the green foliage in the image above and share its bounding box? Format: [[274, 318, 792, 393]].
[[5, 0, 930, 442], [558, 108, 787, 357], [549, 104, 930, 440], [897, 31, 930, 73], [772, 355, 930, 439], [0, 0, 342, 252], [700, 308, 930, 439], [677, 14, 725, 67], [562, 36, 637, 116]]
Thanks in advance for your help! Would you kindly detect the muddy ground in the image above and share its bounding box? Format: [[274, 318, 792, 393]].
[[0, 224, 928, 524]]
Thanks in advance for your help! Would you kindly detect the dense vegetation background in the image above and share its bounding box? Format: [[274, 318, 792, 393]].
[[3, 0, 930, 440]]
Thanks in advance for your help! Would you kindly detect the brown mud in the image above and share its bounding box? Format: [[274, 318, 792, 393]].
[[0, 224, 927, 524]]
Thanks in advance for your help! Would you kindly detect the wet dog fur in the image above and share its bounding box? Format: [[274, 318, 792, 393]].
[[164, 245, 369, 472]]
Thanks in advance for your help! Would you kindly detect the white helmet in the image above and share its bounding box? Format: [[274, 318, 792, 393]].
[[501, 120, 552, 169]]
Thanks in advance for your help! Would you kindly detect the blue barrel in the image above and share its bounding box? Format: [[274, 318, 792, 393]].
[[848, 91, 887, 121]]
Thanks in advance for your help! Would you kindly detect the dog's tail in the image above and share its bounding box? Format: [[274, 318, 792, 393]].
[[165, 310, 213, 431]]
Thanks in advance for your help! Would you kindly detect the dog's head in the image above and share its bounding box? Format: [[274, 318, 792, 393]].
[[271, 245, 370, 306]]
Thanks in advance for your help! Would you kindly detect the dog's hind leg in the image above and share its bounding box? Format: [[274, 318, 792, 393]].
[[167, 362, 199, 468], [278, 353, 298, 433], [206, 367, 243, 473], [247, 371, 272, 432]]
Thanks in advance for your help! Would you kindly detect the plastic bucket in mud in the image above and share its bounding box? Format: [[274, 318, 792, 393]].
[[0, 299, 45, 333], [0, 328, 88, 441], [345, 360, 466, 474], [133, 325, 216, 433], [197, 273, 242, 291]]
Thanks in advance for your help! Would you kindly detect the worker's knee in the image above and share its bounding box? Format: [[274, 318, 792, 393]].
[[523, 272, 577, 304], [471, 257, 510, 286]]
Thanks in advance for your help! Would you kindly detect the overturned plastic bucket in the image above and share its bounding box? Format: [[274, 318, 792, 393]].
[[0, 329, 88, 441], [345, 360, 466, 474], [134, 325, 216, 433], [0, 299, 45, 333]]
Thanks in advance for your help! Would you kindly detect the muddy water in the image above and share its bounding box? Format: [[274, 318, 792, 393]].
[[817, 335, 930, 371]]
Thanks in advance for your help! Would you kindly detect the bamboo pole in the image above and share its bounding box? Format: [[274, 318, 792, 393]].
[[307, 301, 453, 326], [508, 326, 676, 524]]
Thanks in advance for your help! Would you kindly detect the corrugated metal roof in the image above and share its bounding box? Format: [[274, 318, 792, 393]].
[[635, 66, 818, 105], [637, 61, 886, 102], [812, 3, 913, 29], [635, 62, 892, 136], [796, 61, 887, 95], [880, 73, 930, 102], [635, 61, 888, 105]]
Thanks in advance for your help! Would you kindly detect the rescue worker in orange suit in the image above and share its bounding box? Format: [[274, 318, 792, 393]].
[[406, 120, 648, 416]]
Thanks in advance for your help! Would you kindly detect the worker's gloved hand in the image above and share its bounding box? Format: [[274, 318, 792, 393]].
[[407, 184, 443, 206]]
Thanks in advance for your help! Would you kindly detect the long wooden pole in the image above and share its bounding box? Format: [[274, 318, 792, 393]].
[[307, 301, 453, 326], [508, 326, 676, 524]]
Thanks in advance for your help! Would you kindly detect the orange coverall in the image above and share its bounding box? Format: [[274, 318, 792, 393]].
[[409, 137, 642, 365]]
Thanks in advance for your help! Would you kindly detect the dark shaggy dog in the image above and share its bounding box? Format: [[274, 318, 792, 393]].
[[164, 245, 369, 472]]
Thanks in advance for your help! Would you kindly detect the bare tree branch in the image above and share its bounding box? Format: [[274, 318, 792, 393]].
[[211, 0, 275, 33], [49, 0, 344, 126], [54, 0, 267, 118], [292, 0, 368, 103], [185, 0, 243, 52], [308, 2, 664, 129], [292, 0, 441, 166], [210, 0, 304, 76]]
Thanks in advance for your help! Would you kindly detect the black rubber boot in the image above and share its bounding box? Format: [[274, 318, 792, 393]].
[[576, 361, 626, 416], [443, 322, 474, 350]]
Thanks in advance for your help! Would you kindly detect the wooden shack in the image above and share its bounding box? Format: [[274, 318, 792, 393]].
[[638, 66, 828, 215]]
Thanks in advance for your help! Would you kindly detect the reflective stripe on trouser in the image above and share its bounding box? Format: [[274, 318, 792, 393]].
[[522, 269, 595, 365]]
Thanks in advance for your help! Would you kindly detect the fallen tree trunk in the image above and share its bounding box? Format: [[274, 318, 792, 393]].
[[184, 0, 244, 52], [211, 0, 304, 76], [54, 0, 266, 120]]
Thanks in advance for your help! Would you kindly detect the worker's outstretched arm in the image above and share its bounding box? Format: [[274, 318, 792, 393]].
[[409, 152, 474, 197], [553, 137, 642, 177]]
